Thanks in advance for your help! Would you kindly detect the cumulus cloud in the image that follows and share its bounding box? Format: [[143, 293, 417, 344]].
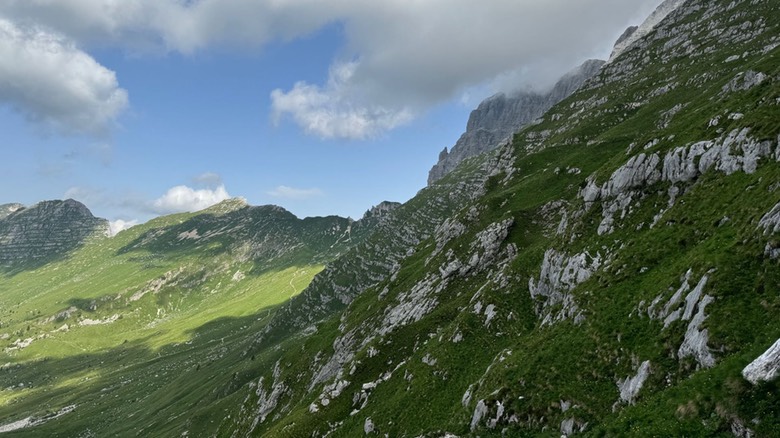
[[0, 0, 663, 138], [108, 219, 139, 237], [0, 18, 127, 136], [65, 181, 233, 222], [151, 184, 231, 214], [267, 186, 323, 200], [271, 62, 413, 139]]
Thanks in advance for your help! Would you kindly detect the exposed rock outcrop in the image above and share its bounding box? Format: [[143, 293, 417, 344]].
[[427, 59, 605, 185], [617, 360, 651, 405], [648, 271, 716, 369], [607, 0, 687, 63], [360, 201, 401, 223], [0, 203, 24, 220], [580, 129, 777, 235], [528, 249, 604, 325], [742, 338, 780, 384]]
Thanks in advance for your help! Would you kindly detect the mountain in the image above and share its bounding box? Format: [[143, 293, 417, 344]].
[[1, 0, 780, 436], [0, 199, 377, 436], [221, 0, 780, 435], [427, 59, 605, 185], [0, 199, 108, 270], [427, 0, 690, 188]]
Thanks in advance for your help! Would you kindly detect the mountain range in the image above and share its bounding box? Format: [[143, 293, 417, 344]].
[[1, 0, 779, 436]]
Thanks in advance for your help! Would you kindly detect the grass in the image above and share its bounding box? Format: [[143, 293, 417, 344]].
[[2, 0, 780, 435]]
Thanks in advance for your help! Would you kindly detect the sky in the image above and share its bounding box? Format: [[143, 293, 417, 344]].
[[0, 0, 663, 234]]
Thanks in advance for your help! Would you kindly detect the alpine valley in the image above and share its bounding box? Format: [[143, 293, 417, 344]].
[[2, 0, 780, 436]]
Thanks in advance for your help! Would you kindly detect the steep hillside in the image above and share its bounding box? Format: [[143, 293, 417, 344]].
[[0, 199, 375, 436], [1, 0, 779, 436], [215, 0, 780, 436]]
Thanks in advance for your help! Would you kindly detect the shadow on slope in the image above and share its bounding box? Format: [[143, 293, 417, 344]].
[[0, 302, 293, 437]]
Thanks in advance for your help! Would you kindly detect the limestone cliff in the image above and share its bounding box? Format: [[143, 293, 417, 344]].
[[427, 59, 605, 185]]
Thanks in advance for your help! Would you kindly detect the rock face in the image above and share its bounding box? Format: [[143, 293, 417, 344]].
[[607, 0, 686, 63], [742, 338, 780, 384], [528, 249, 604, 325], [617, 361, 651, 405], [427, 59, 605, 185], [360, 201, 401, 222], [0, 199, 108, 268], [0, 203, 24, 220]]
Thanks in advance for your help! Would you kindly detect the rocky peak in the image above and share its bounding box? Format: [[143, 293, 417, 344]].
[[0, 199, 108, 269], [0, 203, 24, 220], [607, 0, 686, 63], [361, 201, 401, 221], [203, 197, 249, 215], [614, 25, 639, 47], [427, 58, 604, 185]]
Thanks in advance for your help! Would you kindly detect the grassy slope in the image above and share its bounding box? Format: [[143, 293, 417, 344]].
[[2, 0, 780, 436], [0, 202, 363, 436], [221, 0, 780, 436]]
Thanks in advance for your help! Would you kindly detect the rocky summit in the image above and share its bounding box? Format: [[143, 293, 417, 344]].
[[427, 59, 605, 185], [1, 0, 780, 436], [0, 199, 108, 269]]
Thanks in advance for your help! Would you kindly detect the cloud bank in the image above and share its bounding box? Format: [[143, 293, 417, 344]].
[[0, 0, 662, 138], [0, 18, 127, 136]]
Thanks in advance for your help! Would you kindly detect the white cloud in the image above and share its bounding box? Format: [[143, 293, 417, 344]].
[[267, 186, 323, 200], [271, 62, 413, 140], [0, 0, 663, 138], [0, 18, 127, 136], [108, 219, 139, 237], [151, 184, 230, 214], [65, 182, 234, 222]]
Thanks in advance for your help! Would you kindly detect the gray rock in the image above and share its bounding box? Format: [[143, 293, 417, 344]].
[[759, 202, 780, 235], [364, 417, 374, 434], [607, 0, 686, 63], [742, 338, 780, 384], [601, 153, 661, 199], [731, 418, 755, 438], [470, 399, 488, 431], [428, 59, 604, 185], [361, 201, 401, 222], [617, 360, 651, 404], [0, 199, 108, 268], [722, 70, 767, 94], [251, 361, 287, 428], [561, 417, 576, 436], [529, 249, 603, 325], [379, 274, 440, 336], [678, 294, 716, 368], [0, 203, 24, 220], [585, 129, 776, 219], [613, 26, 639, 49]]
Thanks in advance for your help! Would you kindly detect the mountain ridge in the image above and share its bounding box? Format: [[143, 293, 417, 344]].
[[427, 59, 605, 185], [1, 0, 779, 436], [0, 199, 108, 270]]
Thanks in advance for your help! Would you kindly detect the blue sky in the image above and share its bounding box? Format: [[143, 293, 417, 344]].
[[0, 0, 662, 233]]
